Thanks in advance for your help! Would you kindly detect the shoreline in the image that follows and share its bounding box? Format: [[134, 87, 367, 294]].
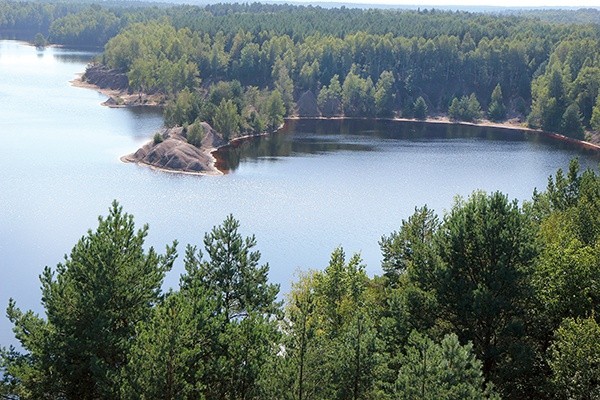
[[286, 115, 600, 152], [72, 76, 600, 176], [70, 74, 163, 108]]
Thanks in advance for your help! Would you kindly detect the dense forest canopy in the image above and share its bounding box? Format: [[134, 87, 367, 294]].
[[2, 161, 600, 399], [2, 1, 600, 140]]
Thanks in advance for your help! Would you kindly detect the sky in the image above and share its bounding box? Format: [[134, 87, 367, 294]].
[[297, 0, 600, 8]]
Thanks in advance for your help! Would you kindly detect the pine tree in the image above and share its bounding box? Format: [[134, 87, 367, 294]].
[[189, 215, 281, 400], [272, 58, 294, 114], [541, 69, 568, 133], [466, 93, 482, 121], [396, 332, 500, 399], [413, 96, 428, 120], [488, 84, 506, 122], [2, 202, 177, 400], [448, 94, 481, 122], [213, 99, 240, 141], [448, 97, 462, 121], [435, 192, 535, 389], [317, 75, 342, 117]]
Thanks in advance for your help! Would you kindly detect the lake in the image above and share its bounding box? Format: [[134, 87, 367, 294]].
[[0, 39, 597, 347]]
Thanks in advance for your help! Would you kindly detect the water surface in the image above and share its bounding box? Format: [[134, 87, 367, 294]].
[[1, 40, 597, 347]]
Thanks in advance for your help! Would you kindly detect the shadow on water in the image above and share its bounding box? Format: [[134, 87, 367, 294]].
[[215, 118, 600, 173]]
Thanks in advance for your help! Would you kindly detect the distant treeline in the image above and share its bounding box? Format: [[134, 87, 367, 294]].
[[2, 1, 600, 138], [3, 160, 600, 399]]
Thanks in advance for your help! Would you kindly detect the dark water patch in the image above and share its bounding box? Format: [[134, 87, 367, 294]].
[[215, 118, 600, 173]]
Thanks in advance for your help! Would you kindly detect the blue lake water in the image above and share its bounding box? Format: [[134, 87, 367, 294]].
[[0, 40, 597, 347]]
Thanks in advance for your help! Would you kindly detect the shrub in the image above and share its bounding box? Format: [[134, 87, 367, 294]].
[[187, 122, 205, 147]]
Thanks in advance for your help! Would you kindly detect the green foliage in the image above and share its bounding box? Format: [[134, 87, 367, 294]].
[[378, 206, 441, 387], [164, 88, 201, 127], [265, 89, 285, 130], [153, 132, 163, 144], [436, 192, 534, 386], [212, 99, 240, 141], [197, 215, 280, 321], [121, 215, 280, 400], [381, 194, 537, 396], [549, 317, 600, 399], [413, 96, 428, 120], [105, 21, 199, 94], [121, 291, 214, 400], [272, 58, 295, 115], [487, 84, 506, 122], [317, 75, 343, 117], [188, 215, 281, 399], [571, 65, 600, 127], [49, 7, 121, 47], [374, 70, 396, 117], [206, 80, 244, 114], [591, 94, 600, 132], [530, 68, 569, 133], [186, 121, 205, 147], [280, 248, 382, 400], [32, 32, 46, 48], [531, 161, 600, 349], [2, 201, 177, 399], [380, 206, 439, 287], [299, 60, 320, 92], [448, 93, 481, 122], [342, 68, 375, 117], [560, 102, 584, 139], [395, 331, 500, 400]]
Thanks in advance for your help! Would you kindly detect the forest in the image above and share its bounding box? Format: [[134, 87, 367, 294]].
[[2, 1, 600, 141], [2, 160, 600, 399], [2, 2, 600, 399]]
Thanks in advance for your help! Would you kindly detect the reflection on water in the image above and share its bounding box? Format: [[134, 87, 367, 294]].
[[216, 118, 598, 172], [215, 127, 375, 172], [52, 51, 99, 64]]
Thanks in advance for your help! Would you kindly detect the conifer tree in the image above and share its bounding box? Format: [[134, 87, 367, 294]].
[[488, 84, 506, 122], [396, 332, 500, 400], [2, 202, 177, 400], [413, 96, 428, 120]]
